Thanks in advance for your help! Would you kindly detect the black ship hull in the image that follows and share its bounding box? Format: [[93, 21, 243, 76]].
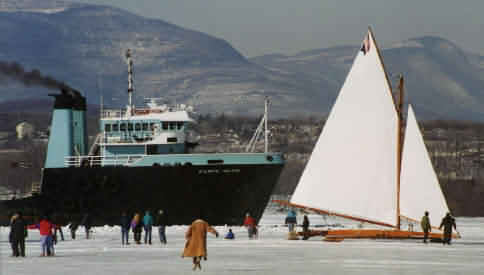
[[1, 163, 283, 226]]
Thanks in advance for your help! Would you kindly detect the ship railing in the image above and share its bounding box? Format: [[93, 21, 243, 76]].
[[101, 105, 191, 119], [64, 154, 146, 167], [101, 132, 155, 144], [101, 109, 126, 118], [101, 108, 161, 118]]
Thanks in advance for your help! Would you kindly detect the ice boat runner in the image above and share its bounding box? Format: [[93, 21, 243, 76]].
[[276, 28, 459, 241]]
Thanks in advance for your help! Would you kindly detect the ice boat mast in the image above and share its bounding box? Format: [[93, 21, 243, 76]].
[[396, 75, 405, 230]]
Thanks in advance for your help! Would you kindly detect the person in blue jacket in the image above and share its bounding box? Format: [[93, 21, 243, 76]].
[[285, 209, 297, 232], [143, 211, 153, 245], [224, 228, 235, 240]]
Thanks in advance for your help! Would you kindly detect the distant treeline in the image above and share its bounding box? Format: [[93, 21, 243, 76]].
[[2, 111, 484, 200]]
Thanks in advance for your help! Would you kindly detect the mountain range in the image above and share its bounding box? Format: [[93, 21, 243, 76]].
[[2, 0, 484, 120]]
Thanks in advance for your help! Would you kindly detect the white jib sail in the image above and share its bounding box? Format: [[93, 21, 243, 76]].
[[400, 105, 450, 228], [291, 30, 399, 227]]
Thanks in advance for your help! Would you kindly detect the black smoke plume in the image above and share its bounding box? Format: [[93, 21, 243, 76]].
[[0, 61, 72, 90]]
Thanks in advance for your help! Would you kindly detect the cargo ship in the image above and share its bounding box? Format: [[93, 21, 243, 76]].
[[1, 50, 284, 225]]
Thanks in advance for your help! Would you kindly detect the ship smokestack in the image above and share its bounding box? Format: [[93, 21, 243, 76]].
[[45, 87, 87, 168]]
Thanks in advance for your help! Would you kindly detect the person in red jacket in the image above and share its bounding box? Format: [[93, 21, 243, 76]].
[[243, 213, 257, 239], [28, 216, 55, 256]]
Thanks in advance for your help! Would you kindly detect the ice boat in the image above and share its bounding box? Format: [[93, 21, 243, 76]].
[[276, 28, 459, 241]]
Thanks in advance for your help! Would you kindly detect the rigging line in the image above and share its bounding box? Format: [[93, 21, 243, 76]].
[[273, 200, 397, 229]]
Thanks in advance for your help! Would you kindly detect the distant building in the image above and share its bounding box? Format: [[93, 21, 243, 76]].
[[16, 121, 35, 140], [0, 131, 9, 145]]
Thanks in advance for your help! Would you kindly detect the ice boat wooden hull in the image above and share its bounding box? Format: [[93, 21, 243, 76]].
[[323, 229, 447, 241], [297, 229, 458, 242], [275, 200, 460, 242], [297, 230, 329, 239]]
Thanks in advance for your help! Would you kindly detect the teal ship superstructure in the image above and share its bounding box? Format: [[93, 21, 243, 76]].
[[61, 98, 283, 169]]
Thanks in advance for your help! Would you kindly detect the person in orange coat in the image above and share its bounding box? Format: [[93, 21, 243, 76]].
[[182, 219, 219, 271]]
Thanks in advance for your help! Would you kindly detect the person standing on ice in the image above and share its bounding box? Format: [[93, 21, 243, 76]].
[[182, 218, 219, 271], [439, 212, 457, 245], [243, 213, 257, 239], [131, 213, 143, 244], [302, 215, 310, 240], [143, 210, 153, 245], [420, 211, 431, 243], [120, 212, 130, 245], [68, 221, 79, 240], [28, 215, 54, 256], [285, 209, 297, 232], [10, 212, 28, 257], [52, 213, 64, 244], [53, 224, 65, 244], [155, 209, 167, 244], [81, 213, 92, 239], [9, 213, 18, 256]]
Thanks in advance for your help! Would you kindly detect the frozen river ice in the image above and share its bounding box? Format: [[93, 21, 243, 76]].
[[1, 212, 484, 275]]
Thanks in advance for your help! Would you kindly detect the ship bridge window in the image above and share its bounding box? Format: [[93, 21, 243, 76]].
[[169, 122, 175, 130], [112, 124, 119, 131], [162, 122, 168, 130], [128, 123, 133, 131], [120, 123, 126, 131], [142, 123, 148, 131], [104, 124, 111, 132], [135, 123, 141, 131], [177, 122, 183, 130], [208, 159, 224, 164], [150, 123, 156, 131], [167, 137, 178, 143], [147, 144, 157, 155]]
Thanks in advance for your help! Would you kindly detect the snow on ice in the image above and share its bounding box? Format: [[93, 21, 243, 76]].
[[2, 211, 484, 275]]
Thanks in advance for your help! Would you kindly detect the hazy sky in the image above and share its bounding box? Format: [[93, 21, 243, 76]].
[[73, 0, 484, 57]]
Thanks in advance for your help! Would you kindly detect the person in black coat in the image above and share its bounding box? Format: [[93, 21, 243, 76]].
[[302, 215, 310, 240], [439, 212, 457, 245], [81, 213, 92, 239], [120, 212, 130, 245], [10, 212, 28, 257], [155, 210, 167, 244], [9, 213, 17, 257], [52, 213, 65, 244], [69, 221, 79, 240]]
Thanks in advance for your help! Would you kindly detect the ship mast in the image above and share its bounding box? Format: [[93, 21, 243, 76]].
[[396, 75, 405, 230], [264, 96, 269, 153], [245, 97, 270, 153], [126, 49, 134, 115]]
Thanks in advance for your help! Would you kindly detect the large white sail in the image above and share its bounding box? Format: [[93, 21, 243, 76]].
[[291, 30, 399, 227], [400, 105, 450, 228]]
